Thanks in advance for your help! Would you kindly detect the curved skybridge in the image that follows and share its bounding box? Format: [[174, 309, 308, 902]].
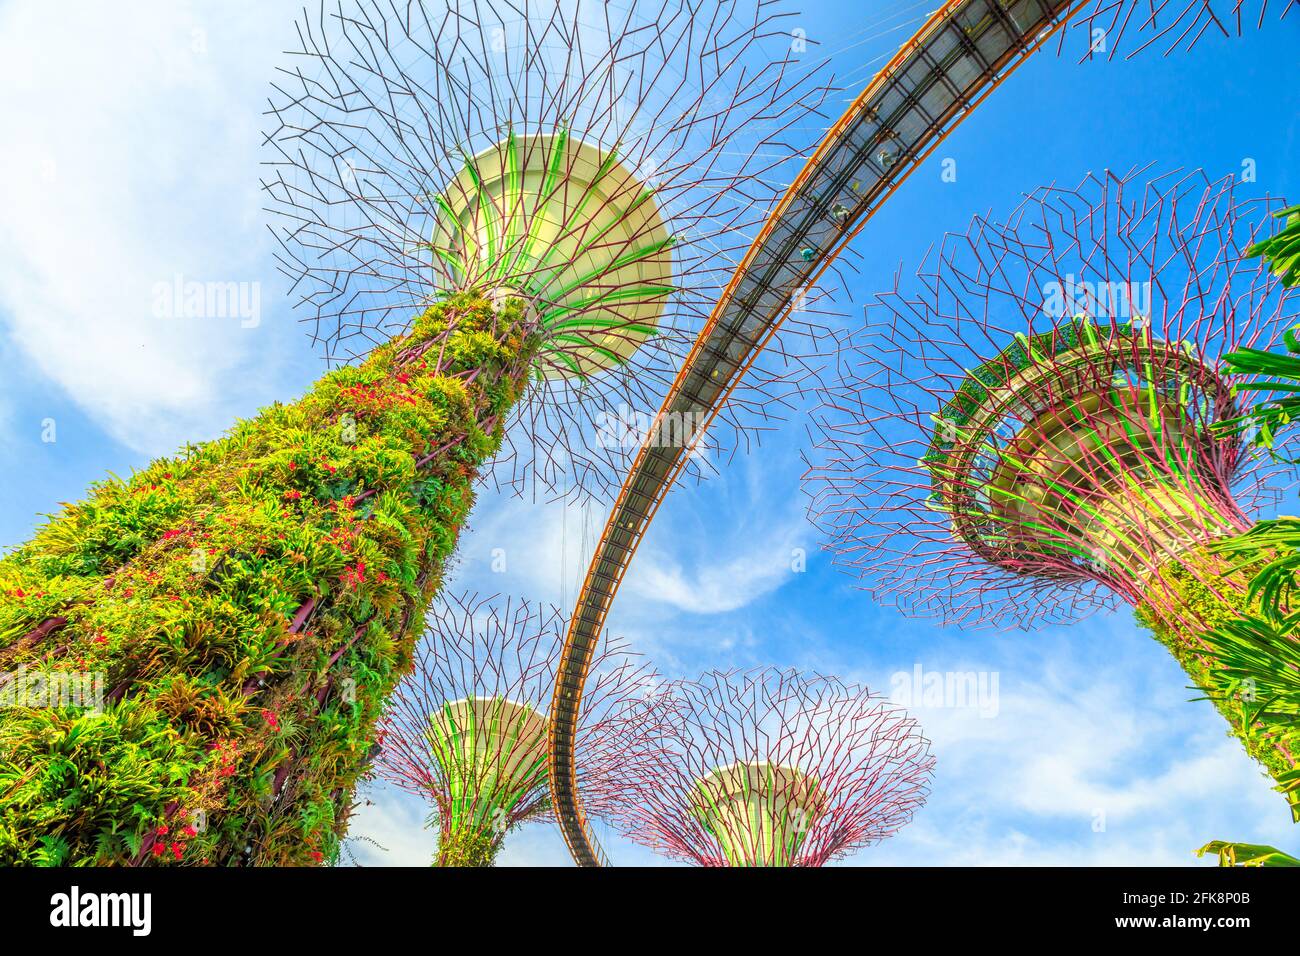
[[546, 0, 1234, 865]]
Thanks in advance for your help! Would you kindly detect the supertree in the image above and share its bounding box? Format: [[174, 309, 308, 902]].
[[587, 667, 934, 867], [372, 592, 659, 866], [264, 0, 833, 497], [803, 167, 1300, 808], [0, 0, 828, 865]]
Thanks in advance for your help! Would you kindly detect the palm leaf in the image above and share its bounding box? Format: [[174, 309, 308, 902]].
[[1246, 204, 1300, 288], [1197, 840, 1300, 867]]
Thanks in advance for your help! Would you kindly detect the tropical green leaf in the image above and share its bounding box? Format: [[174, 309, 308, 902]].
[[1197, 840, 1300, 867]]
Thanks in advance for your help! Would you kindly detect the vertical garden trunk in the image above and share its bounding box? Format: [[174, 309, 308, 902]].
[[0, 292, 537, 865]]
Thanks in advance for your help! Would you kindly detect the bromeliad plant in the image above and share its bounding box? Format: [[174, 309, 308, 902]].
[[1195, 606, 1300, 815]]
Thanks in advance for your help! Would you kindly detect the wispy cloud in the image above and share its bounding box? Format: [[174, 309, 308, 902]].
[[449, 491, 604, 607], [0, 0, 304, 455], [624, 515, 806, 614], [343, 783, 433, 867], [844, 632, 1297, 866], [448, 477, 810, 618], [621, 450, 813, 615]]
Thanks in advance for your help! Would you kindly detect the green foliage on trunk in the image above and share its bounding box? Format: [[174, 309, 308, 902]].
[[1134, 553, 1299, 815], [0, 292, 537, 865], [434, 822, 503, 868]]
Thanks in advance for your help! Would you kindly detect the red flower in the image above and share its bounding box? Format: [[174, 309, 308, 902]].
[[340, 561, 366, 587], [161, 529, 183, 540], [311, 851, 324, 864]]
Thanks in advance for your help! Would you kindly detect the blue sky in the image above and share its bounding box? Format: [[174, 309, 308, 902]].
[[0, 1, 1296, 866]]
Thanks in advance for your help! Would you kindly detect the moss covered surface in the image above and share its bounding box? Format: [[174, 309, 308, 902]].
[[0, 293, 536, 865]]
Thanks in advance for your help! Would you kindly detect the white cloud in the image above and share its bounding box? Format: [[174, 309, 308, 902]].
[[448, 483, 808, 617], [624, 516, 805, 614], [620, 452, 812, 615], [842, 635, 1298, 866], [0, 0, 303, 455], [0, 388, 14, 450], [449, 491, 605, 607], [343, 784, 434, 867]]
